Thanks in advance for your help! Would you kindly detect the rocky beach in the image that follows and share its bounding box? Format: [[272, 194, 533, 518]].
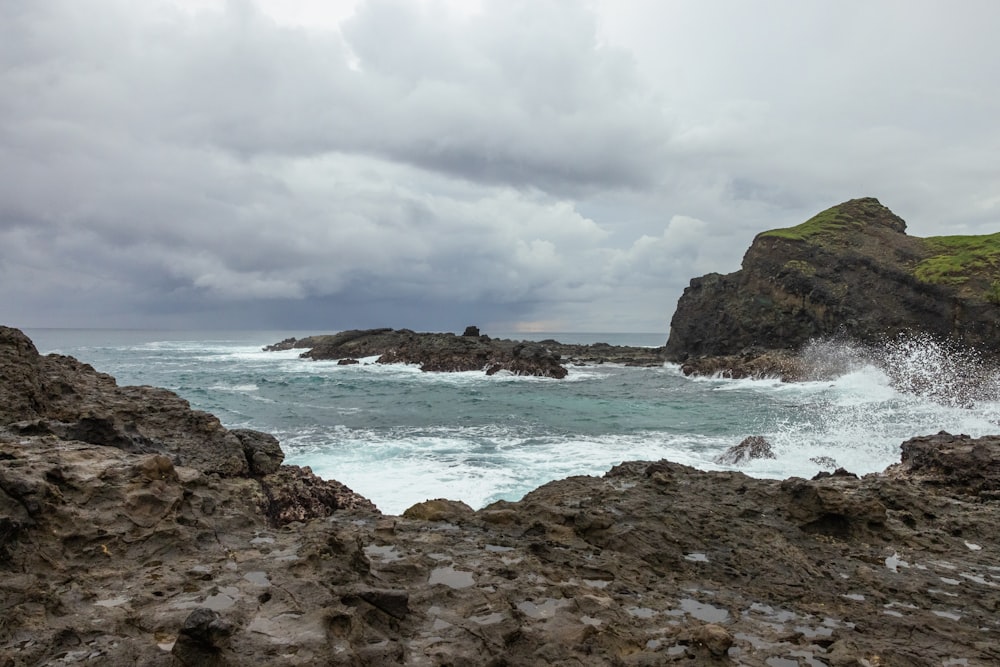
[[4, 319, 1000, 665]]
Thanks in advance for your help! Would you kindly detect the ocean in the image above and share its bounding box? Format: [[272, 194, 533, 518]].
[[25, 328, 1000, 515]]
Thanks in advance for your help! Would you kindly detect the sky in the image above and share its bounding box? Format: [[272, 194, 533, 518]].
[[2, 0, 998, 334]]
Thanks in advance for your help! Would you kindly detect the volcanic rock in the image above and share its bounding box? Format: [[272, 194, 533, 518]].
[[4, 327, 1000, 665], [266, 328, 669, 378], [715, 435, 776, 464], [666, 197, 1000, 372]]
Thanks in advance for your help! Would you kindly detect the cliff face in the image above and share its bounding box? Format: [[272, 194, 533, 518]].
[[665, 197, 1000, 360]]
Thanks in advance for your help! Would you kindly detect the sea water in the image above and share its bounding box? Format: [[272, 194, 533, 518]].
[[25, 329, 1000, 515]]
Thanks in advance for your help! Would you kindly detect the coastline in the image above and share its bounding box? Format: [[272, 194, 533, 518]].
[[4, 325, 1000, 664]]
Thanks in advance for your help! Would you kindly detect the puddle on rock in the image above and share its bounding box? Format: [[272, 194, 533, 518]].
[[364, 544, 401, 561], [243, 571, 269, 587], [485, 544, 514, 553], [626, 606, 656, 619], [470, 612, 505, 625], [933, 610, 962, 621], [668, 598, 729, 623], [684, 552, 709, 563], [517, 598, 568, 620], [94, 596, 128, 608], [429, 566, 475, 589], [885, 552, 909, 572], [203, 586, 240, 611]]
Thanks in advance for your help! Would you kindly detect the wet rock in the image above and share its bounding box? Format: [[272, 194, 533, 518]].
[[233, 429, 284, 476], [402, 498, 474, 522], [680, 350, 808, 380], [261, 337, 297, 352], [356, 588, 410, 620], [172, 608, 234, 666], [268, 328, 667, 377], [692, 623, 734, 657], [886, 431, 1000, 497], [781, 477, 886, 538], [715, 435, 776, 464], [257, 465, 378, 526]]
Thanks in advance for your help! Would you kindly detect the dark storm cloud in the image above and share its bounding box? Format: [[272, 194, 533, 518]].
[[1, 0, 998, 331]]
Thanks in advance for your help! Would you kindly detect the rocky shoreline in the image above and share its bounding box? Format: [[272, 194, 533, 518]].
[[263, 327, 668, 379], [3, 324, 1000, 664]]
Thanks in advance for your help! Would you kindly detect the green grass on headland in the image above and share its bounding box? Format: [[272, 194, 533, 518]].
[[914, 233, 1000, 286], [759, 205, 858, 242]]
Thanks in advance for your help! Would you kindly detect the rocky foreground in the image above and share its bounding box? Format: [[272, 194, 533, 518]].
[[264, 327, 667, 379], [3, 326, 1000, 665]]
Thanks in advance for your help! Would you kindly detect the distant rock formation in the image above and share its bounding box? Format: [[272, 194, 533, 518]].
[[666, 197, 1000, 374], [265, 328, 669, 378]]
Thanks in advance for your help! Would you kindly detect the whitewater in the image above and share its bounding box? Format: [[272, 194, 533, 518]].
[[26, 329, 1000, 515]]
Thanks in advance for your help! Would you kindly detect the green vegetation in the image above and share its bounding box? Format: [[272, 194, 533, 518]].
[[914, 232, 1000, 290], [759, 205, 855, 242], [987, 280, 1000, 305]]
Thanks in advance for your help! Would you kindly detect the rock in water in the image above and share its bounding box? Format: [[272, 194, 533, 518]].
[[715, 435, 776, 464]]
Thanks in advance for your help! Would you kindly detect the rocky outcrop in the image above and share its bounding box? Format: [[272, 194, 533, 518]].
[[4, 326, 1000, 665], [714, 435, 776, 464], [266, 328, 669, 378], [666, 197, 1000, 372]]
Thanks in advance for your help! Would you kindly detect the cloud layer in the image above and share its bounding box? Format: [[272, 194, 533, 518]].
[[2, 0, 998, 332]]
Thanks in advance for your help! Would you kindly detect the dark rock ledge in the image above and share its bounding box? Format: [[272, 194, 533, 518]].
[[264, 327, 669, 379], [4, 325, 1000, 665]]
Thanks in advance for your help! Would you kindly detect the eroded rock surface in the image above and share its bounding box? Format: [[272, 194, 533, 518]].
[[3, 326, 1000, 665]]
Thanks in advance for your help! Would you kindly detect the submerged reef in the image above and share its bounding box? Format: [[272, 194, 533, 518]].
[[3, 324, 1000, 665]]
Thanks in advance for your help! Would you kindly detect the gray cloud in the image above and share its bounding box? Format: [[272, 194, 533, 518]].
[[2, 0, 999, 332]]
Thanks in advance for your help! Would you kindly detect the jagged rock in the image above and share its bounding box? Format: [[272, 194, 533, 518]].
[[261, 337, 297, 352], [232, 429, 284, 476], [257, 465, 377, 526], [666, 197, 1000, 364], [462, 325, 481, 337], [886, 431, 1000, 498], [267, 328, 668, 378], [715, 435, 776, 464]]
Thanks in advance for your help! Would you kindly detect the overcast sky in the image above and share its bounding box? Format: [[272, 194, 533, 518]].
[[2, 0, 998, 334]]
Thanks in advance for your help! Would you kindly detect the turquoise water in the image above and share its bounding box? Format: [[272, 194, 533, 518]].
[[25, 328, 1000, 514]]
